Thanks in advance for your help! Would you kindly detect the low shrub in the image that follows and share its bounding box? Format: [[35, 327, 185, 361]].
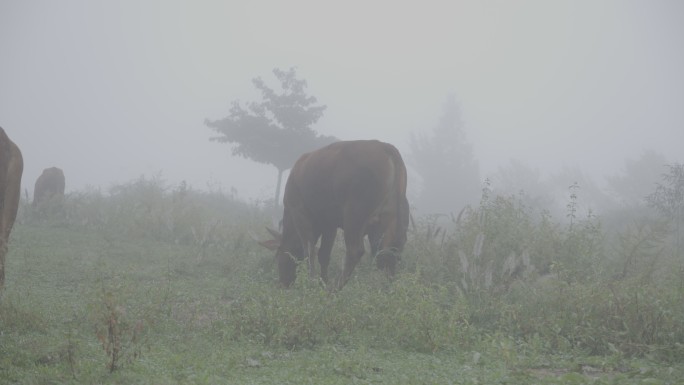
[[501, 276, 684, 361]]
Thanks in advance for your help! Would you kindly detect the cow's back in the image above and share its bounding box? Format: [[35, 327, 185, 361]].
[[286, 140, 403, 222], [0, 128, 13, 196]]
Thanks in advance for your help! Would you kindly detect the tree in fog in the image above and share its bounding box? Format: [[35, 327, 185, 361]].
[[205, 67, 337, 207], [606, 150, 669, 206], [597, 151, 670, 236], [646, 163, 684, 260], [490, 159, 554, 210], [548, 166, 611, 217], [647, 163, 684, 218], [409, 95, 480, 214]]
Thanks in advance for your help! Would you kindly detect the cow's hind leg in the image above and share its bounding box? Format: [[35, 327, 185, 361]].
[[374, 213, 400, 275]]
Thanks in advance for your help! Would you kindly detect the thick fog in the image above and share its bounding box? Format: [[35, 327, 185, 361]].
[[1, 0, 682, 211]]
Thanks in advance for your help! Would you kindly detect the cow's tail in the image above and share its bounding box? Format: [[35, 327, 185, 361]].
[[382, 143, 407, 212], [382, 143, 409, 255]]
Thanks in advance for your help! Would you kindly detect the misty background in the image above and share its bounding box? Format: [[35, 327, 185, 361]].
[[2, 0, 682, 216]]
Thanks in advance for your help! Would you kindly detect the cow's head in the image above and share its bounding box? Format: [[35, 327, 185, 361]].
[[256, 227, 282, 251], [256, 222, 305, 287]]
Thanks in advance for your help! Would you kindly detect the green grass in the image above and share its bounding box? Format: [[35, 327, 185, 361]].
[[1, 184, 683, 384], [1, 223, 681, 384]]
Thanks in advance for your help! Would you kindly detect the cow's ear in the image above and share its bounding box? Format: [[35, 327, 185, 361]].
[[249, 230, 280, 250], [265, 226, 282, 241], [258, 239, 280, 251]]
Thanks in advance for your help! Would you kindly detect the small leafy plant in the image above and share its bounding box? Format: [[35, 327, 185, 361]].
[[90, 285, 148, 372]]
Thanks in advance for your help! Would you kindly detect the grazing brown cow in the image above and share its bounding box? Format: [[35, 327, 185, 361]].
[[0, 127, 23, 289], [271, 140, 409, 289], [33, 167, 65, 207]]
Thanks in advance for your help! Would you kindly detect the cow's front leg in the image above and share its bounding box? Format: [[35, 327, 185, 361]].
[[337, 227, 365, 289], [318, 229, 336, 284]]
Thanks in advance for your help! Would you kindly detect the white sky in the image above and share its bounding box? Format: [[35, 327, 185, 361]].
[[1, 0, 682, 202]]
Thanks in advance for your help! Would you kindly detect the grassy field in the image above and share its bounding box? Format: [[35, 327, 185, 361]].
[[1, 179, 683, 384]]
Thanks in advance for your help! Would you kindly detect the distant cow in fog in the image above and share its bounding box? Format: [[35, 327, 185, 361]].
[[33, 167, 65, 207], [263, 140, 409, 289], [0, 127, 23, 288]]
